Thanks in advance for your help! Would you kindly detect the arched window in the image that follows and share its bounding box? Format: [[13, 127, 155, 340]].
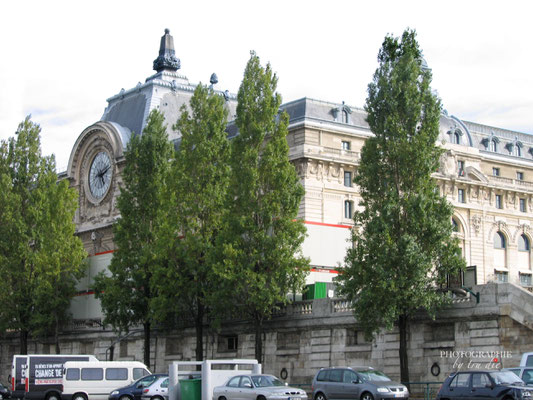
[[490, 139, 498, 152], [344, 200, 353, 219], [519, 234, 530, 251], [518, 234, 531, 271], [493, 231, 507, 270], [517, 146, 522, 157], [452, 218, 459, 232], [494, 232, 506, 249], [453, 132, 460, 144], [342, 109, 349, 124]]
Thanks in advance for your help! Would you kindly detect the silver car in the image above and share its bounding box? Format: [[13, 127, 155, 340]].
[[213, 374, 308, 400], [312, 367, 408, 400], [141, 376, 169, 400]]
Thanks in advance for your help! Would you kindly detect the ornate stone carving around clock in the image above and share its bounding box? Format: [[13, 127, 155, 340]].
[[81, 139, 115, 206]]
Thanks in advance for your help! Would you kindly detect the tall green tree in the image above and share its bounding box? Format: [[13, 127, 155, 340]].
[[219, 52, 309, 363], [336, 30, 465, 384], [151, 84, 230, 361], [94, 110, 173, 368], [0, 116, 86, 353]]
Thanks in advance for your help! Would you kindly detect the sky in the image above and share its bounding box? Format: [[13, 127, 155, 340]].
[[1, 0, 532, 171]]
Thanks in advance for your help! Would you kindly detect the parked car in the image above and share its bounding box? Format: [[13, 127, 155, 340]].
[[140, 376, 169, 400], [312, 367, 408, 400], [0, 382, 11, 400], [435, 370, 531, 400], [109, 374, 168, 400], [212, 374, 307, 400], [503, 367, 533, 386]]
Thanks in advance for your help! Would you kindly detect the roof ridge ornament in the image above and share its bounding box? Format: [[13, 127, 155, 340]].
[[153, 29, 181, 72]]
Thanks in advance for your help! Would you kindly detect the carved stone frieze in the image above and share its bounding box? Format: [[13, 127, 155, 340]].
[[471, 215, 481, 236]]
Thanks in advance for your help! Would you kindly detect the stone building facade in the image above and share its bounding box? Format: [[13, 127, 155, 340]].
[[2, 29, 533, 388]]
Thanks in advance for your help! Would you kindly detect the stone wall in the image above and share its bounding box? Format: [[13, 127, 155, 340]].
[[1, 283, 532, 389]]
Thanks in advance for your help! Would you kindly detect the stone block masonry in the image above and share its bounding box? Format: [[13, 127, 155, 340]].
[[1, 283, 532, 386]]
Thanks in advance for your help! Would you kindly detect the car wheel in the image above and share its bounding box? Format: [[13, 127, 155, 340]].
[[73, 394, 87, 400], [47, 393, 61, 400], [361, 392, 374, 400], [257, 396, 267, 400], [119, 396, 132, 400], [315, 393, 327, 400], [219, 397, 227, 400], [151, 396, 164, 400]]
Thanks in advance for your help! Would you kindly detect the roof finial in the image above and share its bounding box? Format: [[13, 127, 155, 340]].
[[153, 29, 181, 72]]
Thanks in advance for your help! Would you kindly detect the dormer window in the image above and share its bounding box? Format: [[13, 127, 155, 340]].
[[515, 140, 524, 157], [447, 127, 463, 144], [332, 103, 352, 124], [490, 139, 497, 152]]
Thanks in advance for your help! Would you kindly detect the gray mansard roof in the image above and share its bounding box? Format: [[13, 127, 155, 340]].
[[100, 30, 237, 149], [280, 97, 533, 161]]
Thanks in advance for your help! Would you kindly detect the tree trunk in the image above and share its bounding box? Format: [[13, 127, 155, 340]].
[[398, 313, 410, 389], [54, 312, 61, 354], [254, 317, 263, 364], [195, 302, 204, 362], [143, 322, 151, 369], [20, 330, 29, 355]]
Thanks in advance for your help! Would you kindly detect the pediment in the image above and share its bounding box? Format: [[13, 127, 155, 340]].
[[465, 166, 488, 183]]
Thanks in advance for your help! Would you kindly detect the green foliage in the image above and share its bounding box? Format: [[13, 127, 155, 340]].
[[218, 52, 309, 361], [94, 110, 173, 362], [151, 84, 230, 360], [337, 28, 465, 351], [0, 116, 86, 352]]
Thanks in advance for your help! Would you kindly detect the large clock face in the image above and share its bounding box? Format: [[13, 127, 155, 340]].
[[89, 151, 112, 199]]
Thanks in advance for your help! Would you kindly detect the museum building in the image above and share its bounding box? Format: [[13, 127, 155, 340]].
[[3, 29, 533, 384]]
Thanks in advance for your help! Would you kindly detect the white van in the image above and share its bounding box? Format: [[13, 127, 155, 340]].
[[61, 361, 150, 400], [521, 352, 533, 367]]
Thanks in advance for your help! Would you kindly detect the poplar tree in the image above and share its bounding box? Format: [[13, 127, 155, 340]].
[[151, 84, 230, 361], [336, 30, 465, 384], [0, 117, 86, 353], [219, 53, 308, 363], [94, 110, 173, 368]]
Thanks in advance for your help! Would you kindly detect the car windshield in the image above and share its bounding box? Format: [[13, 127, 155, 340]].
[[356, 370, 392, 382], [252, 376, 285, 387], [490, 371, 525, 385]]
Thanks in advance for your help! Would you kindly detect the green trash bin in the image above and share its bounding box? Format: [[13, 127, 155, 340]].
[[181, 378, 202, 400]]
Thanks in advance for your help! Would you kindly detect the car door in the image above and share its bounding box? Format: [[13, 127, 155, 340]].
[[239, 376, 255, 400], [447, 372, 471, 400], [158, 378, 169, 398], [470, 372, 492, 400], [134, 375, 159, 400], [341, 370, 361, 399], [223, 376, 242, 400], [327, 369, 345, 400], [522, 369, 533, 385]]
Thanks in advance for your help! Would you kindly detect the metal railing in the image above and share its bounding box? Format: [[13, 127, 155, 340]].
[[403, 381, 442, 400]]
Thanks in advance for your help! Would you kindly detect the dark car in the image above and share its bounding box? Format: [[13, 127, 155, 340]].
[[312, 367, 408, 400], [0, 383, 11, 400], [436, 370, 532, 400], [109, 374, 167, 400]]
